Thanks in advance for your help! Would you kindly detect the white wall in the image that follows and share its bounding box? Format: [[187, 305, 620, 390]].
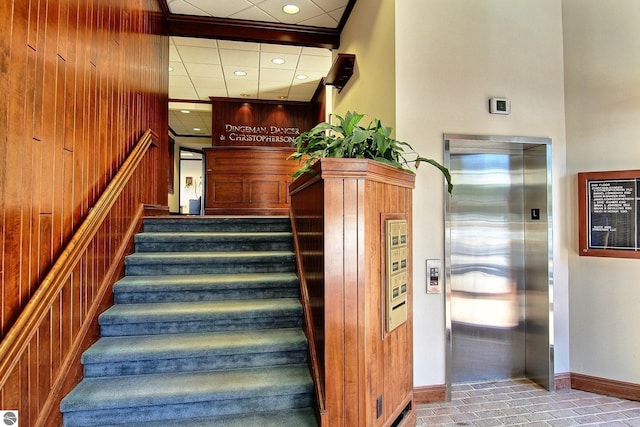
[[395, 0, 569, 386], [563, 0, 640, 384]]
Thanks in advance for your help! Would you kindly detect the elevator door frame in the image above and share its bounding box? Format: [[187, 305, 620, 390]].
[[443, 134, 554, 399]]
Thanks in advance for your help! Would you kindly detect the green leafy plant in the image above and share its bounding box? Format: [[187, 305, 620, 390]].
[[290, 111, 453, 193]]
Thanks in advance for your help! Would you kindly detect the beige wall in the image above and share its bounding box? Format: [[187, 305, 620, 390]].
[[395, 0, 569, 386], [332, 0, 395, 130], [563, 0, 640, 384]]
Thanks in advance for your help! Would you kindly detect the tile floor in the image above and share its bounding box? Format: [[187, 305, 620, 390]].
[[416, 378, 640, 426]]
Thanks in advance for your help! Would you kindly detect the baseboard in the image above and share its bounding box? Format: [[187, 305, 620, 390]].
[[571, 372, 640, 402], [554, 372, 572, 391], [413, 384, 446, 404], [144, 203, 170, 216], [414, 373, 638, 403]]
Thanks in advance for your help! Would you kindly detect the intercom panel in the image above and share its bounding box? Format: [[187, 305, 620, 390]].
[[385, 219, 409, 332]]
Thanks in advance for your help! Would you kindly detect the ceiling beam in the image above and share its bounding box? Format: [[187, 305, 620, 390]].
[[165, 14, 341, 49]]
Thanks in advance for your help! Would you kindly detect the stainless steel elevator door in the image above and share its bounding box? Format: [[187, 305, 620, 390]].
[[448, 143, 526, 383], [444, 135, 554, 392]]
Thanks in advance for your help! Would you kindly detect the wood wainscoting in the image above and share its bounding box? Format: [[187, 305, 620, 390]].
[[204, 147, 300, 215]]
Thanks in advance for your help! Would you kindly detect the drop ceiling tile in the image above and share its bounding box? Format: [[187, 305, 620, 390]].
[[184, 63, 224, 78], [216, 40, 260, 51], [196, 87, 228, 100], [183, 0, 253, 17], [169, 45, 181, 62], [260, 44, 302, 55], [260, 68, 295, 82], [259, 80, 291, 91], [172, 36, 218, 49], [170, 75, 194, 87], [169, 86, 199, 99], [315, 0, 349, 12], [229, 6, 276, 22], [190, 77, 226, 88], [289, 80, 320, 93], [286, 93, 312, 102], [296, 54, 332, 72], [169, 62, 188, 76], [328, 7, 346, 22], [259, 52, 300, 70], [226, 79, 258, 93], [223, 66, 259, 80], [167, 0, 207, 16], [300, 13, 338, 28], [219, 49, 260, 67], [301, 46, 332, 57], [177, 46, 221, 64], [256, 0, 325, 25], [258, 90, 290, 101]]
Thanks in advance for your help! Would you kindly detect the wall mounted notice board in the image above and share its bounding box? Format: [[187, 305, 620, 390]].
[[578, 170, 640, 258]]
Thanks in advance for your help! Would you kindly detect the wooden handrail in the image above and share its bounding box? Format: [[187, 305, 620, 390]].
[[289, 210, 326, 418], [0, 129, 158, 387]]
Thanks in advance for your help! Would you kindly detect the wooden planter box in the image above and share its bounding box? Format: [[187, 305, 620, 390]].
[[290, 158, 416, 427]]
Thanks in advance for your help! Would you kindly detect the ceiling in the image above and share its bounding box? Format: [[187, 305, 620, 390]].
[[165, 0, 356, 137], [166, 0, 350, 28]]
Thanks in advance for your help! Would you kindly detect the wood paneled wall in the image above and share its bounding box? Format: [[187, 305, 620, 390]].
[[0, 0, 168, 424], [211, 98, 315, 147], [204, 147, 301, 215]]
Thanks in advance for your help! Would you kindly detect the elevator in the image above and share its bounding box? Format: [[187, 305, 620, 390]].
[[444, 134, 554, 397]]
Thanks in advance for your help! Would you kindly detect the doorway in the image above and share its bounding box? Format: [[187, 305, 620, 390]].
[[179, 148, 204, 215], [444, 134, 554, 397]]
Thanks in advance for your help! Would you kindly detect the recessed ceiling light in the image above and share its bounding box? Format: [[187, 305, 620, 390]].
[[282, 4, 300, 14], [168, 66, 174, 72], [272, 58, 286, 65], [180, 109, 190, 114], [193, 128, 201, 132], [278, 96, 288, 100], [240, 93, 252, 97], [234, 70, 247, 76], [296, 74, 308, 80]]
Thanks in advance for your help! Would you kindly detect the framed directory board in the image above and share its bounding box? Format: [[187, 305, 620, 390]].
[[578, 170, 640, 258]]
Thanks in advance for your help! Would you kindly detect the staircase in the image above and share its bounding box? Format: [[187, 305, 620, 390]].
[[60, 216, 317, 426]]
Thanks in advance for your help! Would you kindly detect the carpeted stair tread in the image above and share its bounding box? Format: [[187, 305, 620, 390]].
[[82, 328, 307, 364], [114, 272, 298, 293], [134, 231, 294, 252], [142, 216, 291, 233], [124, 251, 296, 276], [94, 408, 317, 427], [60, 364, 312, 420], [125, 251, 295, 263], [99, 298, 302, 325], [61, 216, 315, 425]]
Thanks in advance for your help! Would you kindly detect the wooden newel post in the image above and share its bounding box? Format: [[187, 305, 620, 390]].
[[290, 158, 416, 427]]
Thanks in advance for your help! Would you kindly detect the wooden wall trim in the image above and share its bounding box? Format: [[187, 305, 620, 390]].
[[166, 14, 340, 49], [36, 203, 145, 426], [0, 129, 157, 388], [290, 159, 416, 195], [413, 385, 446, 404], [571, 372, 640, 402]]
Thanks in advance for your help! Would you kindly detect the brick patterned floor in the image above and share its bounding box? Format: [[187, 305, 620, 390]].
[[416, 378, 640, 426]]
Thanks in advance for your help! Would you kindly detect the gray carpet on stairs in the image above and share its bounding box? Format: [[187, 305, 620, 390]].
[[60, 216, 316, 426]]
